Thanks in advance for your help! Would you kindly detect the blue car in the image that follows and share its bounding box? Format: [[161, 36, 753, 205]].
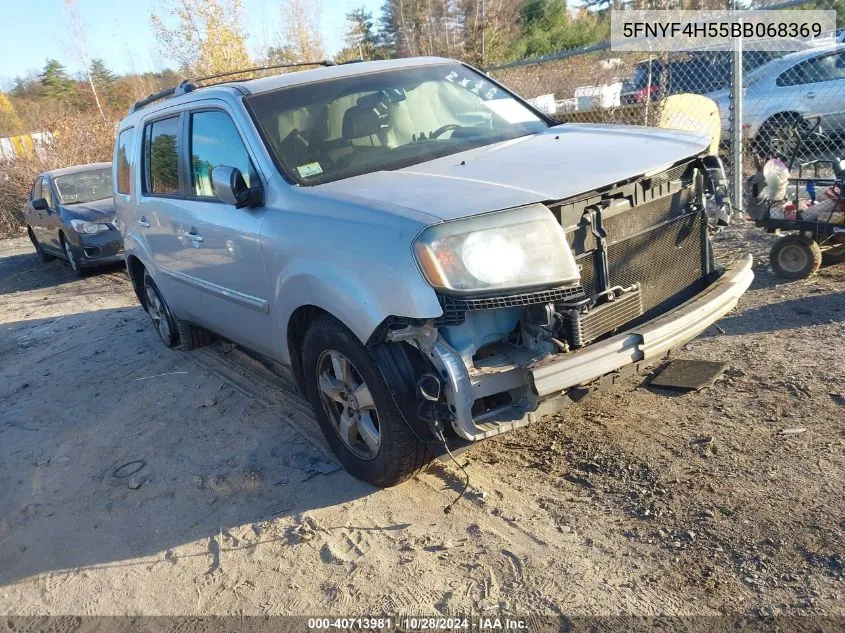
[[24, 162, 124, 276]]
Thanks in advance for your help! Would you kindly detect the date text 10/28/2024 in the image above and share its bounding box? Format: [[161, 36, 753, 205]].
[[307, 617, 530, 631]]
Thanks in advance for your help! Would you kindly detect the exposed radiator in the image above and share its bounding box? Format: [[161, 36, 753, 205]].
[[562, 286, 644, 348], [577, 209, 710, 323]]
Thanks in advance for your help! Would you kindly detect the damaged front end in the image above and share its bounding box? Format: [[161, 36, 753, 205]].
[[371, 155, 753, 446]]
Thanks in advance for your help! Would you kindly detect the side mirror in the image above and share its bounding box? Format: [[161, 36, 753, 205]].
[[32, 198, 48, 211], [211, 166, 262, 209]]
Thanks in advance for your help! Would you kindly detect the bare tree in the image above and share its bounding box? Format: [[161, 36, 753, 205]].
[[266, 0, 325, 63], [62, 0, 105, 119], [151, 0, 252, 77]]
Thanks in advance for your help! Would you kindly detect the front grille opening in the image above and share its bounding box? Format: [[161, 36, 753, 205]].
[[437, 285, 584, 326]]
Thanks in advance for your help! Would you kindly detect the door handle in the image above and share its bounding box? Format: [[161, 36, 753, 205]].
[[806, 92, 816, 99], [183, 230, 203, 242], [138, 218, 150, 228]]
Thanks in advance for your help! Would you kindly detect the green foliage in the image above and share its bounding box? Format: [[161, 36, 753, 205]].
[[337, 7, 389, 61], [509, 0, 609, 59], [800, 0, 845, 27], [376, 0, 607, 66], [40, 59, 76, 100], [149, 133, 179, 192], [90, 59, 118, 107], [377, 0, 400, 57]]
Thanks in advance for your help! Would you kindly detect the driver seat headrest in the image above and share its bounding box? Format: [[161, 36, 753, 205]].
[[342, 98, 390, 140]]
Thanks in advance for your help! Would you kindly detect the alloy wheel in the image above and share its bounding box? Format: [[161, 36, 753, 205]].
[[145, 281, 173, 346], [64, 240, 78, 273], [316, 349, 381, 460]]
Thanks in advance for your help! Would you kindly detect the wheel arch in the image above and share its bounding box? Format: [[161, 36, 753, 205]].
[[756, 110, 805, 136], [275, 265, 442, 366], [293, 308, 442, 452], [286, 304, 337, 396], [125, 254, 148, 309]]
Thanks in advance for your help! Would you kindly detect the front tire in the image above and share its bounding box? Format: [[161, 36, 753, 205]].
[[770, 235, 822, 280], [301, 316, 428, 487], [61, 235, 84, 277]]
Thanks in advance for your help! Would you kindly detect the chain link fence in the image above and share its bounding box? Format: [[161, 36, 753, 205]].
[[487, 0, 844, 215]]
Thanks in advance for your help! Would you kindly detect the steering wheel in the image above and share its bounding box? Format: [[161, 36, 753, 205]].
[[429, 123, 462, 139]]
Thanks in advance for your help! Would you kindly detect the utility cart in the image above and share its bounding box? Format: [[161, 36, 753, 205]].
[[747, 120, 845, 280]]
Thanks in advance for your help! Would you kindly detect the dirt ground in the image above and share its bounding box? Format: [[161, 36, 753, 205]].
[[0, 222, 843, 618]]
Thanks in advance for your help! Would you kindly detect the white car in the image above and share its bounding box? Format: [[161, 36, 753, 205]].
[[707, 44, 845, 154]]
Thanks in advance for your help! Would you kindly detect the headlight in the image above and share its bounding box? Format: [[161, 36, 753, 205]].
[[70, 219, 110, 234], [414, 204, 580, 294]]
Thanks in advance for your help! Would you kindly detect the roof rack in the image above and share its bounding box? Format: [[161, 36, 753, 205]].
[[129, 60, 336, 114]]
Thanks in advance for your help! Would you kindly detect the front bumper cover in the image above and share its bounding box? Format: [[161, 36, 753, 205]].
[[75, 228, 124, 266], [431, 254, 754, 441], [531, 253, 754, 398]]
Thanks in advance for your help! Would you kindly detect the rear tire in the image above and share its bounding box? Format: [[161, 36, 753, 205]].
[[770, 235, 822, 280], [822, 237, 845, 265], [27, 226, 53, 261], [301, 315, 428, 487], [142, 270, 211, 350]]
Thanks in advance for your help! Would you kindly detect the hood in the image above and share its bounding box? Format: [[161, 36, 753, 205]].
[[314, 124, 711, 222], [61, 197, 115, 222]]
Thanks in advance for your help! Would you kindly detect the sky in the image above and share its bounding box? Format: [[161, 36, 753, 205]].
[[0, 0, 383, 88]]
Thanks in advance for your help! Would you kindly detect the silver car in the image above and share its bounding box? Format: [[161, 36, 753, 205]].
[[114, 57, 753, 486], [708, 44, 845, 154]]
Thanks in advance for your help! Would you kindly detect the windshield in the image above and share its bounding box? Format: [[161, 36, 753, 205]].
[[54, 168, 113, 204], [246, 63, 548, 185]]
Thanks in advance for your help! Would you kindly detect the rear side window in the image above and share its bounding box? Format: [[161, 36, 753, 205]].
[[778, 53, 845, 87], [144, 117, 180, 195], [190, 111, 253, 198], [115, 127, 135, 195]]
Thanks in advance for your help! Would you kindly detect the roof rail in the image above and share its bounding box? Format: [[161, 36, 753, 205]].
[[128, 60, 336, 114]]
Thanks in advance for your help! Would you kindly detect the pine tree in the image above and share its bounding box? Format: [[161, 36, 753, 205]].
[[508, 0, 608, 59], [336, 8, 385, 61], [379, 0, 418, 57], [40, 59, 76, 100], [89, 59, 118, 107]]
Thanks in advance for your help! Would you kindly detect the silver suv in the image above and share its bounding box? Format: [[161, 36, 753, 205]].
[[114, 57, 754, 487]]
